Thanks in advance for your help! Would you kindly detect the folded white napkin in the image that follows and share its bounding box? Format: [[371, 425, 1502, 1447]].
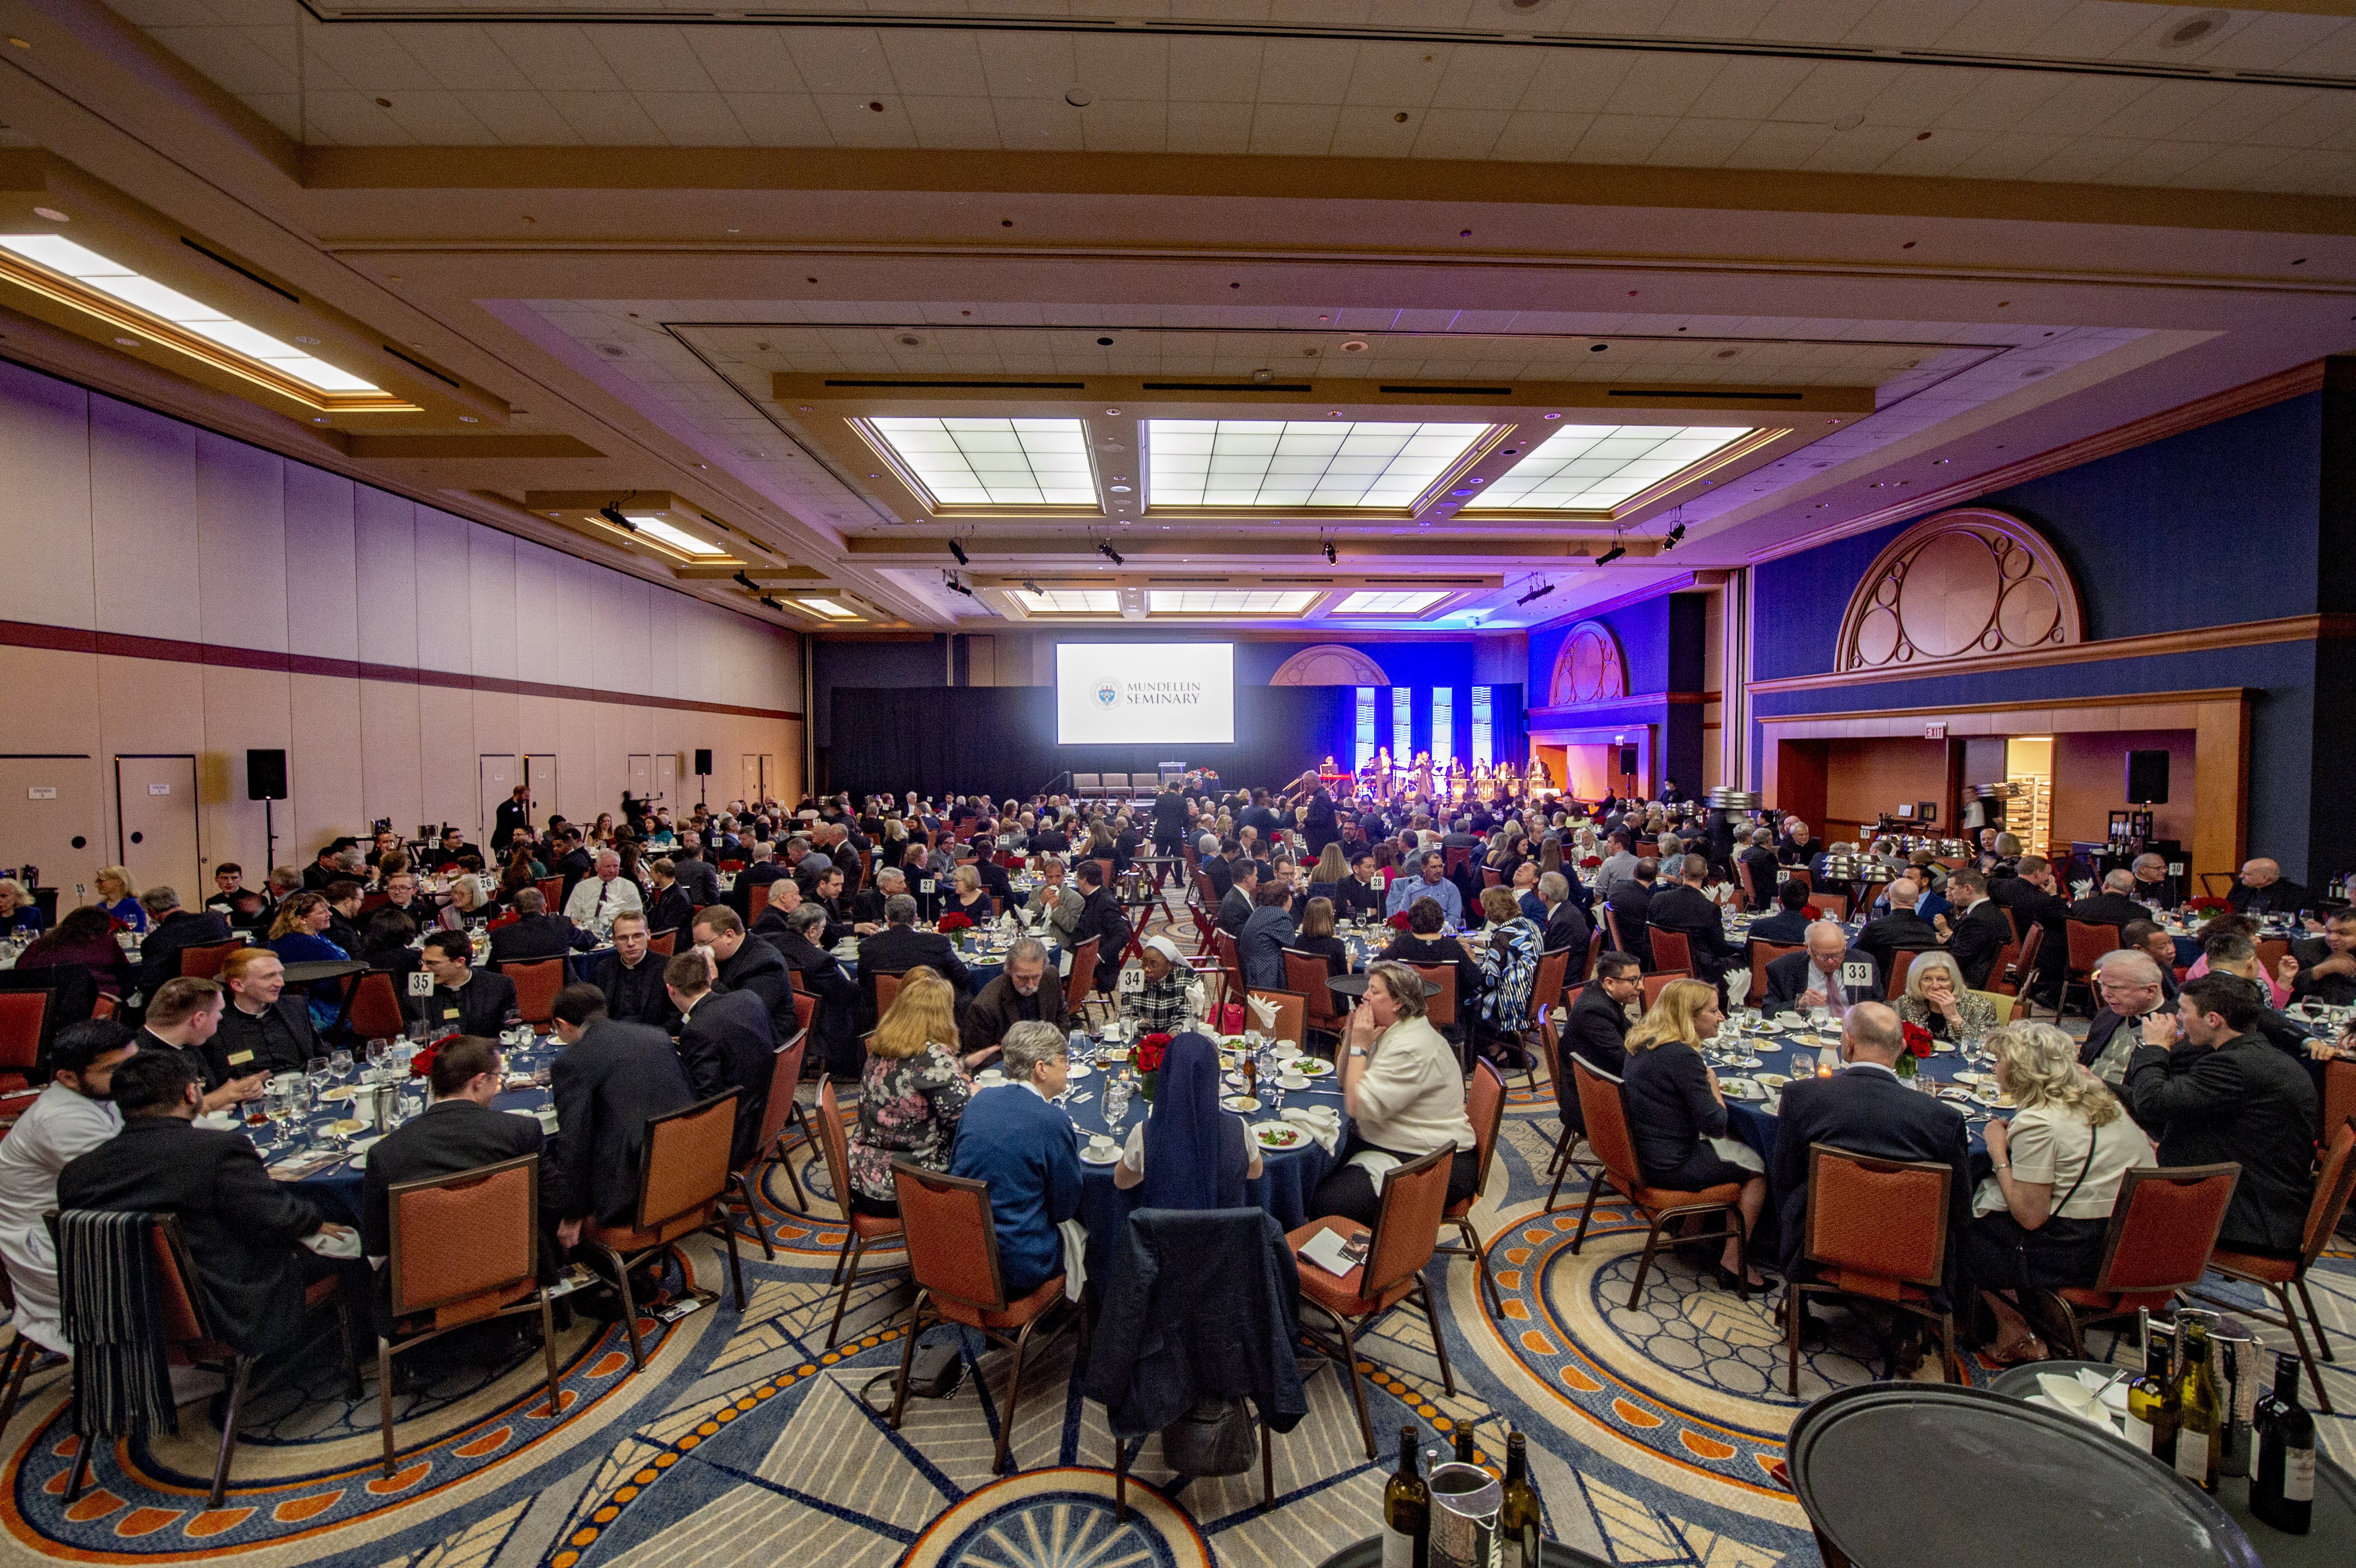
[[1246, 993, 1279, 1030], [1706, 1134, 1766, 1174], [1280, 1104, 1343, 1154], [1058, 1217, 1090, 1298], [303, 1228, 362, 1260]]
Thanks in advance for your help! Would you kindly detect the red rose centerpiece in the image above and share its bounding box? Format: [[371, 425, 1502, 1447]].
[[937, 910, 973, 935], [1387, 911, 1412, 931], [1898, 1020, 1934, 1078], [1135, 1033, 1169, 1101]]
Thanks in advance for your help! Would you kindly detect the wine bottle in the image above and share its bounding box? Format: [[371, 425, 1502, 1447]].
[[1454, 1425, 1478, 1469], [1501, 1432, 1543, 1568], [2176, 1320, 2222, 1492], [1384, 1424, 1429, 1568], [2125, 1323, 2179, 1464], [2250, 1352, 2315, 1534]]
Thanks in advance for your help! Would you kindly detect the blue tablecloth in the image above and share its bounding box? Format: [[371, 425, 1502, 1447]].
[[1047, 1043, 1347, 1281]]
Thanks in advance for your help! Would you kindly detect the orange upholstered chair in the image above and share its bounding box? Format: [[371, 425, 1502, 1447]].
[[177, 939, 239, 980], [726, 1030, 810, 1251], [2197, 1121, 2356, 1413], [1787, 1144, 1959, 1394], [1284, 1146, 1457, 1460], [500, 958, 564, 1025], [0, 992, 44, 1094], [886, 1161, 1072, 1475], [1647, 928, 1693, 978], [582, 1091, 746, 1371], [1284, 949, 1346, 1047], [1748, 942, 1800, 1008], [1246, 987, 1306, 1051], [379, 1154, 560, 1474], [1433, 1060, 1506, 1316], [813, 1078, 904, 1348], [2046, 1162, 2239, 1357], [1568, 1057, 1749, 1309]]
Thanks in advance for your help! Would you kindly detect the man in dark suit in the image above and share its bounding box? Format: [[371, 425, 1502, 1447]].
[[58, 1049, 348, 1357], [1538, 872, 1592, 981], [492, 785, 532, 853], [592, 911, 675, 1030], [643, 860, 697, 939], [2227, 857, 2310, 919], [1763, 923, 1883, 1015], [549, 984, 696, 1242], [551, 830, 596, 904], [1748, 879, 1814, 947], [1204, 841, 1239, 903], [1604, 859, 1658, 969], [2077, 947, 2175, 1091], [1647, 854, 1743, 996], [1338, 852, 1385, 922], [1856, 877, 1942, 984], [2069, 868, 2155, 933], [1767, 1001, 1971, 1286], [1559, 954, 1640, 1133], [1991, 855, 2071, 1001], [774, 902, 859, 1076], [727, 842, 793, 922], [858, 894, 975, 996], [489, 887, 597, 963], [1935, 869, 2014, 991], [302, 838, 361, 893], [668, 843, 723, 910], [2289, 908, 2356, 1009], [689, 906, 796, 1041], [1737, 828, 1784, 908], [411, 930, 520, 1038], [210, 947, 320, 1080], [2126, 973, 2319, 1258], [1069, 861, 1131, 997], [1776, 818, 1823, 868], [968, 838, 1015, 911], [132, 885, 234, 1001], [360, 1034, 547, 1319], [667, 952, 775, 1168]]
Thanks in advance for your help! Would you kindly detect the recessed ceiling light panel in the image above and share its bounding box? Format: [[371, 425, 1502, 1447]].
[[862, 415, 1097, 507], [1464, 424, 1756, 511], [1335, 590, 1450, 614], [1145, 420, 1492, 509]]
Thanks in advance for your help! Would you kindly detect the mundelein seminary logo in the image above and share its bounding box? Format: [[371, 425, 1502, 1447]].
[[1095, 681, 1120, 708]]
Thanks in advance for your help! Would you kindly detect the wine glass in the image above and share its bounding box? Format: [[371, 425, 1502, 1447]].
[[329, 1047, 355, 1087], [305, 1055, 332, 1105], [262, 1081, 291, 1144]]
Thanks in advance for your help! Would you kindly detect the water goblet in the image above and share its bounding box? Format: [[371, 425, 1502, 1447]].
[[329, 1047, 355, 1086]]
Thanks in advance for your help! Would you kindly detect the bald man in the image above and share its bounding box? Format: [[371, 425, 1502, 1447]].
[[2227, 857, 2308, 919]]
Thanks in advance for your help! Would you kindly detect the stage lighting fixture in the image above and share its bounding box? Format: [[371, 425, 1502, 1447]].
[[759, 594, 783, 610], [1098, 540, 1124, 566], [948, 538, 969, 566], [1515, 580, 1556, 606], [1596, 543, 1626, 566], [733, 570, 759, 590], [1023, 578, 1042, 593], [599, 503, 636, 533], [943, 572, 975, 597], [1668, 522, 1687, 542], [1323, 539, 1337, 564]]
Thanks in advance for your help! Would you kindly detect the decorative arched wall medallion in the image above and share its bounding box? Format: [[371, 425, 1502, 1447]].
[[1835, 508, 2083, 674], [1549, 621, 1627, 707], [1269, 643, 1390, 686]]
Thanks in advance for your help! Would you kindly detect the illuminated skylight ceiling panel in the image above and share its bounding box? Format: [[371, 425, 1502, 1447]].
[[1464, 425, 1755, 510], [796, 598, 859, 620], [0, 235, 383, 397], [624, 514, 726, 557], [866, 416, 1098, 507], [1147, 420, 1490, 508], [1015, 589, 1120, 613], [1335, 590, 1450, 614], [1147, 590, 1319, 614]]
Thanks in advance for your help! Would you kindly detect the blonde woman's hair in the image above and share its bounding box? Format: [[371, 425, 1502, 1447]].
[[1902, 949, 1968, 1002], [1314, 843, 1349, 885], [1625, 977, 1721, 1052], [1987, 1021, 2122, 1129], [267, 891, 328, 940], [94, 865, 137, 900], [954, 864, 980, 893], [870, 966, 960, 1060]]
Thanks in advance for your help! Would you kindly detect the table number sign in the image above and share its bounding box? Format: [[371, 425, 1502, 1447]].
[[406, 970, 435, 997], [1842, 960, 1876, 992]]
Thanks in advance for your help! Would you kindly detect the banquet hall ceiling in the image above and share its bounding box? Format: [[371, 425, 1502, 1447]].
[[0, 0, 2346, 632]]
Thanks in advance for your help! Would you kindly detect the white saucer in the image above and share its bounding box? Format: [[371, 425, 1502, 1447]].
[[1079, 1146, 1121, 1165], [1222, 1093, 1261, 1112], [1278, 1073, 1311, 1090]]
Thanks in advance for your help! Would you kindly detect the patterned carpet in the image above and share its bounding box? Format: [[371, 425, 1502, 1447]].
[[2, 901, 2349, 1565]]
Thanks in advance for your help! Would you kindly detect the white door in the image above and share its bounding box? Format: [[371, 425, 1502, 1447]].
[[525, 754, 556, 824], [115, 755, 201, 897], [0, 755, 104, 906], [479, 753, 518, 846], [626, 754, 654, 813], [741, 755, 761, 810], [655, 752, 679, 818]]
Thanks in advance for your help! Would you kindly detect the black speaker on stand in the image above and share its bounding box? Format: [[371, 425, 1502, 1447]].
[[248, 748, 287, 871], [2126, 750, 2170, 805], [694, 748, 712, 807]]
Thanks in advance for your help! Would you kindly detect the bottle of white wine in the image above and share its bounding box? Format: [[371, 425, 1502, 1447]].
[[1385, 1424, 1429, 1568], [2176, 1320, 2222, 1492], [2125, 1319, 2178, 1465], [2250, 1351, 2314, 1534], [1501, 1432, 1543, 1568]]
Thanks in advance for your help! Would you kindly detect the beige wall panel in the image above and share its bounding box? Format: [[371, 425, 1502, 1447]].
[[358, 678, 424, 842], [197, 663, 292, 874], [282, 465, 360, 664], [353, 488, 417, 671], [414, 683, 476, 833], [595, 574, 654, 697], [556, 696, 599, 824], [87, 395, 196, 644], [473, 687, 522, 783], [551, 553, 600, 684], [287, 672, 366, 848], [1, 646, 103, 756], [516, 693, 562, 758], [468, 524, 519, 683], [513, 540, 567, 688], [410, 508, 472, 676], [95, 653, 203, 868], [650, 593, 680, 697], [0, 369, 93, 634], [194, 432, 287, 655]]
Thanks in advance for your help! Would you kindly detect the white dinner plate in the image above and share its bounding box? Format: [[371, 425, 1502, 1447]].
[[1253, 1122, 1309, 1150], [1932, 1041, 1958, 1054], [1064, 1063, 1091, 1079], [1222, 1093, 1261, 1112], [1294, 1059, 1335, 1077], [1721, 1077, 1763, 1100]]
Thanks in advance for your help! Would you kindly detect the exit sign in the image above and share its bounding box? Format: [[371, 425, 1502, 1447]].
[[1925, 722, 1948, 740]]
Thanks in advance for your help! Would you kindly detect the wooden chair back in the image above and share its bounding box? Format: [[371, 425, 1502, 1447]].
[[387, 1153, 540, 1324], [1458, 1061, 1506, 1214], [891, 1160, 1013, 1313], [1362, 1147, 1455, 1302], [816, 1078, 859, 1221], [1647, 928, 1692, 977], [2296, 1120, 2356, 1272], [1571, 1058, 1638, 1195], [1069, 936, 1101, 1000], [1284, 949, 1344, 1031], [873, 970, 903, 1019], [349, 971, 408, 1039], [1749, 941, 1801, 1007], [1530, 946, 1571, 1024], [0, 992, 45, 1075], [649, 928, 677, 956], [535, 877, 565, 911], [750, 1032, 807, 1172]]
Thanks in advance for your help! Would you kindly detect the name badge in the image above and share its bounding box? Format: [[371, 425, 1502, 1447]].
[[406, 970, 435, 996], [442, 1007, 460, 1022], [1841, 960, 1876, 991], [226, 1049, 254, 1066]]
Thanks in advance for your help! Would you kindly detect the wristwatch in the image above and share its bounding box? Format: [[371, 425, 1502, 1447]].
[[1349, 1046, 1368, 1058]]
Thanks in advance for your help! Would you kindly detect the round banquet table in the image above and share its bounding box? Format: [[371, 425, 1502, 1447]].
[[1986, 1359, 2354, 1565], [1315, 1539, 1608, 1568], [1040, 1031, 1348, 1282]]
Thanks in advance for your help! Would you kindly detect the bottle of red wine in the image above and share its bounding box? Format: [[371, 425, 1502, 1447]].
[[2250, 1352, 2314, 1534], [1384, 1424, 1429, 1568]]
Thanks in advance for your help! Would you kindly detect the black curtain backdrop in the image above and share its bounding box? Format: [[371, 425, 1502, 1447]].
[[829, 685, 1358, 802]]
